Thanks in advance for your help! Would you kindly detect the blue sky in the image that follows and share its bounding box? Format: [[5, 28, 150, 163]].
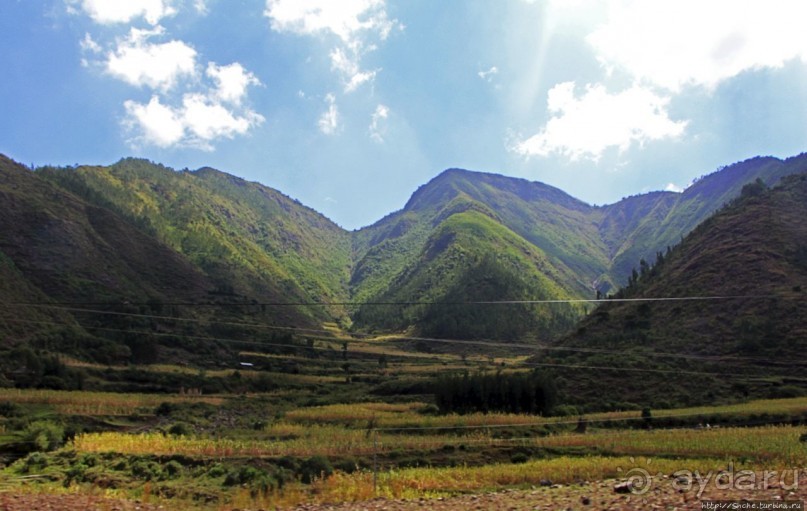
[[2, 0, 807, 229]]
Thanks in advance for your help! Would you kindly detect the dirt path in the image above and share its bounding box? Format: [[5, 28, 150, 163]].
[[2, 472, 805, 510]]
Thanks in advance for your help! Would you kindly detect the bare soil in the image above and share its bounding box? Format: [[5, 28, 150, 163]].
[[1, 472, 804, 510]]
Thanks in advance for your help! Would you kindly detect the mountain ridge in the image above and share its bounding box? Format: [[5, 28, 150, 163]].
[[1, 151, 806, 361]]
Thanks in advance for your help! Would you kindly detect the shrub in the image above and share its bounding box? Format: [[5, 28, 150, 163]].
[[0, 401, 21, 417], [300, 455, 333, 483], [23, 452, 49, 473], [164, 460, 184, 479], [155, 402, 176, 416], [511, 453, 529, 464], [131, 460, 162, 481], [24, 420, 65, 452], [207, 463, 226, 478], [552, 405, 579, 417], [168, 423, 190, 437]]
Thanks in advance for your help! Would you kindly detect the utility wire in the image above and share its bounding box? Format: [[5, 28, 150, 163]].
[[2, 316, 803, 381], [2, 304, 805, 367], [4, 293, 802, 307]]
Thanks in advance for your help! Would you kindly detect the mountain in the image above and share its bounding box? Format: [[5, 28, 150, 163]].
[[37, 158, 353, 325], [350, 169, 603, 340], [349, 155, 807, 339], [1, 152, 806, 365], [546, 171, 807, 408], [0, 155, 350, 367], [598, 156, 804, 286]]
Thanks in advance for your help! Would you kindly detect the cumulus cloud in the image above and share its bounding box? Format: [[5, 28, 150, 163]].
[[516, 0, 807, 164], [318, 93, 340, 135], [73, 2, 264, 150], [124, 93, 264, 150], [664, 182, 683, 193], [67, 0, 176, 25], [265, 0, 396, 44], [182, 93, 264, 142], [105, 27, 197, 91], [586, 0, 807, 92], [512, 82, 687, 161], [265, 0, 400, 92], [207, 62, 261, 105], [369, 103, 389, 142], [124, 96, 185, 147]]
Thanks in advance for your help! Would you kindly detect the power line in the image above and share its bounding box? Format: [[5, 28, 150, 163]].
[[2, 304, 805, 367], [3, 316, 803, 381], [3, 293, 801, 308]]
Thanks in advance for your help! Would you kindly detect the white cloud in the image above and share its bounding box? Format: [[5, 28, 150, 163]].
[[586, 0, 807, 92], [105, 27, 197, 91], [73, 0, 263, 150], [512, 82, 687, 161], [265, 0, 396, 44], [207, 62, 261, 105], [318, 93, 340, 135], [664, 182, 683, 193], [329, 47, 377, 93], [369, 103, 389, 142], [68, 0, 176, 25], [182, 93, 264, 144], [193, 0, 208, 15], [265, 0, 400, 92], [80, 33, 101, 54], [124, 92, 264, 150], [124, 96, 185, 147], [478, 66, 498, 82]]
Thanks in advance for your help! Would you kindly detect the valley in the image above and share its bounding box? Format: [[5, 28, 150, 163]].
[[1, 153, 806, 509]]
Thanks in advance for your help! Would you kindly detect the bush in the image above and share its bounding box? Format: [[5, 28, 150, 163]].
[[24, 420, 65, 452], [131, 460, 162, 481], [768, 385, 805, 399], [168, 423, 190, 437], [0, 401, 21, 417], [510, 452, 529, 464], [300, 456, 333, 483], [418, 404, 440, 415], [207, 463, 226, 478], [333, 457, 360, 473], [155, 402, 176, 416], [164, 460, 184, 479], [23, 452, 49, 472], [224, 466, 270, 487], [552, 405, 579, 417]]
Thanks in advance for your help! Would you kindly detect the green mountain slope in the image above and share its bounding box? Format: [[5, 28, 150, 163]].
[[2, 152, 806, 359], [38, 158, 352, 324], [549, 171, 807, 408], [351, 156, 807, 339], [601, 155, 805, 286]]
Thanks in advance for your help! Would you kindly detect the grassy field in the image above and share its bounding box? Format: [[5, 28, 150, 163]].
[[2, 384, 806, 509]]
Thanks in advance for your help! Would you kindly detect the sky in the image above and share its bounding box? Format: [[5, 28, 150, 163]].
[[2, 1, 807, 230]]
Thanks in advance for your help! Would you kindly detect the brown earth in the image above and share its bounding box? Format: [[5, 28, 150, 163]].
[[1, 471, 805, 510]]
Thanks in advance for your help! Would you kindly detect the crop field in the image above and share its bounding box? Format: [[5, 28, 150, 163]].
[[2, 382, 807, 509], [0, 388, 224, 416]]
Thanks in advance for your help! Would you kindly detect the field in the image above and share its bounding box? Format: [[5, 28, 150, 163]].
[[2, 379, 806, 510]]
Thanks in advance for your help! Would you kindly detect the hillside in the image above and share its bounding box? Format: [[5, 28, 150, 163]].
[[0, 156, 349, 374], [38, 158, 352, 325], [1, 152, 806, 366], [548, 171, 807, 408], [350, 155, 807, 339]]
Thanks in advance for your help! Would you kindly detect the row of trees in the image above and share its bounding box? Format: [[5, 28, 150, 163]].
[[434, 370, 556, 415]]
